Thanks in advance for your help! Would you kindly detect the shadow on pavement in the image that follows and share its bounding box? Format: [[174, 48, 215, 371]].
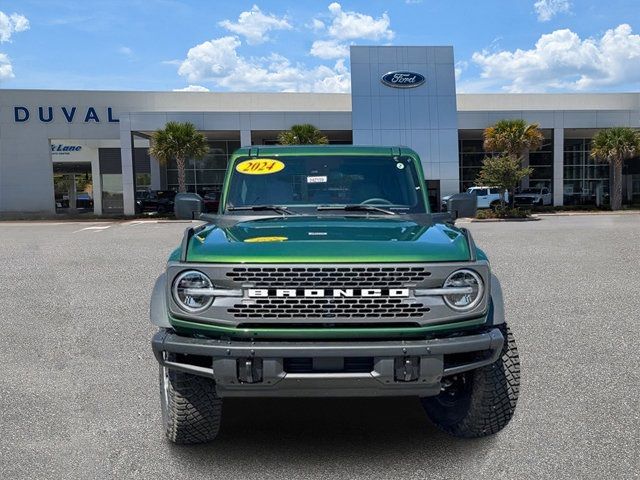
[[166, 397, 497, 470]]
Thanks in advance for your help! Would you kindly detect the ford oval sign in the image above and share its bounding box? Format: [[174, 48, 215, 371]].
[[381, 71, 426, 88]]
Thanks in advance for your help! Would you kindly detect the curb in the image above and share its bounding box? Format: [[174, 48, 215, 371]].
[[471, 217, 541, 223], [535, 211, 640, 217]]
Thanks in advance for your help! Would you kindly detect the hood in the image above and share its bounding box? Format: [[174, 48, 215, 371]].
[[184, 215, 471, 263]]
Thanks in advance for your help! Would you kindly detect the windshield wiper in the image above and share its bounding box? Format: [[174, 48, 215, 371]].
[[316, 204, 397, 215], [227, 205, 299, 215]]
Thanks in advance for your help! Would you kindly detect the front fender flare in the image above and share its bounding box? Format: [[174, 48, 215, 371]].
[[150, 273, 171, 328], [489, 274, 505, 325]]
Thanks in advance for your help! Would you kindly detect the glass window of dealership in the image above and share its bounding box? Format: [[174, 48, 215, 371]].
[[47, 128, 640, 216], [459, 131, 639, 206], [124, 128, 639, 212]]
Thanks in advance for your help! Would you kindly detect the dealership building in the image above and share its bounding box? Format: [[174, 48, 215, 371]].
[[1, 45, 638, 216]]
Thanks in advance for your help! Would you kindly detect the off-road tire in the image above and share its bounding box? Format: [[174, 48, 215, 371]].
[[490, 200, 501, 211], [421, 324, 520, 438], [160, 364, 222, 444]]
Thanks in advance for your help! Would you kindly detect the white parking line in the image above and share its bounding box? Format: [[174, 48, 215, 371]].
[[73, 225, 112, 233], [124, 220, 159, 226]]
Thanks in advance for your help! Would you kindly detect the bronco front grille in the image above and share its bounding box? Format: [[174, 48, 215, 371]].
[[228, 297, 430, 319], [225, 266, 431, 288]]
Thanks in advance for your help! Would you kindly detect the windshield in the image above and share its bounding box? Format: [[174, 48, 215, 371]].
[[225, 155, 427, 213], [519, 188, 539, 194]]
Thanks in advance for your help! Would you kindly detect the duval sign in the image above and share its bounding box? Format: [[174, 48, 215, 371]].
[[381, 71, 426, 88], [13, 106, 119, 123]]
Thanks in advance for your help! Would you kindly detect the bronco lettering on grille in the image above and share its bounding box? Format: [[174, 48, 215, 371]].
[[248, 288, 410, 298]]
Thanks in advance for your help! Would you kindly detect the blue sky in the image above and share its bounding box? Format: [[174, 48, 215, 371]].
[[0, 0, 638, 93]]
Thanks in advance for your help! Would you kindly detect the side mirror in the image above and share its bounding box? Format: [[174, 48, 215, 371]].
[[446, 192, 477, 219], [174, 192, 204, 220]]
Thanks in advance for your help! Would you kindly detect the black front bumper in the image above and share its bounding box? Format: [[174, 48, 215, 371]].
[[152, 328, 504, 397]]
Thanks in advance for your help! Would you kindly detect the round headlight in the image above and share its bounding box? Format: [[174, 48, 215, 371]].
[[442, 269, 484, 311], [172, 270, 214, 313]]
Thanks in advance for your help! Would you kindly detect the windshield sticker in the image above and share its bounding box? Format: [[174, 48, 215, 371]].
[[307, 175, 327, 183], [236, 159, 285, 175], [244, 236, 288, 243]]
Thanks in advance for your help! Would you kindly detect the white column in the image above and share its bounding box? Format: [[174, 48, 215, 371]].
[[553, 127, 564, 206], [119, 114, 136, 215], [240, 129, 252, 147]]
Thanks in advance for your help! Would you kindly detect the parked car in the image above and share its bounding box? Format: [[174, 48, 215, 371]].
[[55, 194, 69, 209], [75, 192, 94, 209], [514, 187, 552, 206], [202, 191, 220, 213], [54, 193, 93, 209], [136, 190, 177, 214], [442, 186, 507, 210]]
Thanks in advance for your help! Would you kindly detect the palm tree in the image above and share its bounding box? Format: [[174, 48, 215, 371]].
[[590, 127, 640, 210], [277, 124, 329, 145], [483, 119, 544, 205], [483, 119, 544, 159], [149, 121, 209, 193]]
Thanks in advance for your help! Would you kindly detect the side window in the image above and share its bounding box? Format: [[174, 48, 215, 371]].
[[489, 188, 500, 195], [542, 188, 549, 194], [476, 188, 488, 196]]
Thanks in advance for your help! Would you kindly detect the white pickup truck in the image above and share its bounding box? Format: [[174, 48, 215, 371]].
[[442, 186, 508, 210], [514, 187, 552, 206]]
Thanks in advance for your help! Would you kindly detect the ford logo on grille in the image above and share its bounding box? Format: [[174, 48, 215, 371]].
[[381, 71, 426, 88]]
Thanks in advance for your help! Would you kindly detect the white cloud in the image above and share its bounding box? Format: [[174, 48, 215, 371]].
[[178, 3, 397, 92], [174, 85, 210, 92], [118, 46, 134, 57], [454, 60, 468, 81], [471, 24, 640, 92], [0, 11, 29, 42], [308, 3, 394, 60], [310, 39, 350, 60], [325, 2, 394, 41], [178, 36, 243, 82], [177, 35, 350, 93], [0, 11, 29, 82], [309, 19, 325, 32], [219, 5, 291, 45], [0, 52, 14, 80], [534, 0, 571, 22]]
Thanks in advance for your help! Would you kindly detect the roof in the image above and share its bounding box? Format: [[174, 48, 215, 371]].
[[231, 145, 420, 158]]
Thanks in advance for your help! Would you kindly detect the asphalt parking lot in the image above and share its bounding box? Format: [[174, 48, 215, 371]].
[[0, 214, 638, 479]]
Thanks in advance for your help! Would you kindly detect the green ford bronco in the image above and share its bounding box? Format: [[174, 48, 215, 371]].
[[150, 145, 520, 444]]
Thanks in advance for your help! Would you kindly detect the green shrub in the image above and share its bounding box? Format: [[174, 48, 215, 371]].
[[476, 207, 531, 219]]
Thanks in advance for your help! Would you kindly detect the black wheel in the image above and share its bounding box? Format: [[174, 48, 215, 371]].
[[490, 201, 501, 211], [159, 361, 222, 444], [421, 324, 520, 438]]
